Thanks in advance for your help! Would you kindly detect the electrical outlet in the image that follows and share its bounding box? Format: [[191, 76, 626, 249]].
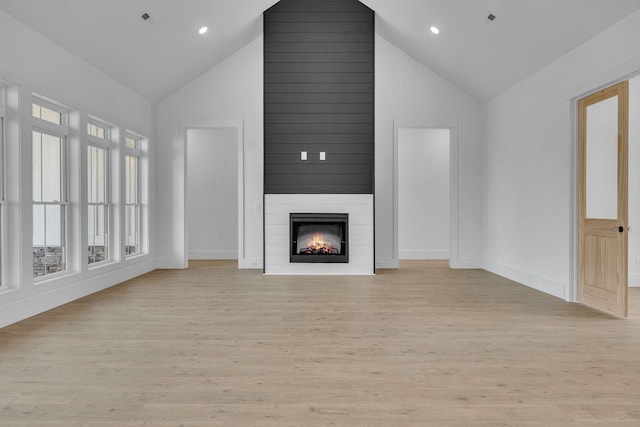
[[376, 259, 384, 267]]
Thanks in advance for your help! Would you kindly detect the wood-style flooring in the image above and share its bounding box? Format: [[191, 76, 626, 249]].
[[1, 260, 639, 426]]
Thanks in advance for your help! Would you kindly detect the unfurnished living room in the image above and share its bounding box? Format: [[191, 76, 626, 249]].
[[1, 0, 640, 425]]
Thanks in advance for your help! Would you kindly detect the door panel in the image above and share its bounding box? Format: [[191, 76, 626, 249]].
[[578, 81, 628, 317]]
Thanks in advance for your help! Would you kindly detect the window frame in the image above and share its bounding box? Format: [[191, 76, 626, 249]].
[[87, 118, 112, 266], [32, 98, 69, 280], [124, 133, 143, 257]]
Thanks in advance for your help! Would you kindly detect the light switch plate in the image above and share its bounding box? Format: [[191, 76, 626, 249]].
[[301, 151, 307, 161], [320, 152, 326, 161]]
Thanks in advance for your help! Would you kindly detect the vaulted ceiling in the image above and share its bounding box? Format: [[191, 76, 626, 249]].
[[1, 0, 639, 103]]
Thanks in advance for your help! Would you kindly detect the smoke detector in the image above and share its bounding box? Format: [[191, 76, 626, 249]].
[[484, 13, 497, 25]]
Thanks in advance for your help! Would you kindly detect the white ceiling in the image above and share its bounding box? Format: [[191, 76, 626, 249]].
[[366, 0, 640, 101], [1, 0, 639, 103]]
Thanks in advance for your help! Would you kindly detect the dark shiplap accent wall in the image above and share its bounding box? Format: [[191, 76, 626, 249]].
[[264, 0, 374, 194]]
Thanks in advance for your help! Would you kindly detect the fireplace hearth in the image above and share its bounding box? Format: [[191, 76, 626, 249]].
[[290, 213, 348, 263]]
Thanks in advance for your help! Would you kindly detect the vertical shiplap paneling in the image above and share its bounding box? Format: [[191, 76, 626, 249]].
[[264, 0, 374, 194]]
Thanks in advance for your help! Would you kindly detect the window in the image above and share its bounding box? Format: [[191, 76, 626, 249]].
[[125, 135, 139, 149], [88, 122, 106, 139], [87, 120, 110, 265], [32, 103, 62, 125], [32, 99, 67, 278], [125, 134, 142, 256]]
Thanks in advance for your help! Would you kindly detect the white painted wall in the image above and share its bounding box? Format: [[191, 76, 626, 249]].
[[398, 128, 450, 259], [156, 35, 263, 269], [187, 128, 238, 260], [628, 76, 640, 286], [155, 28, 485, 270], [0, 10, 156, 328], [376, 34, 484, 268], [485, 9, 640, 300], [0, 11, 152, 134]]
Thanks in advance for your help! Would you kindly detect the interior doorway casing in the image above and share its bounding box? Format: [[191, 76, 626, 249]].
[[182, 120, 244, 269], [393, 121, 459, 268]]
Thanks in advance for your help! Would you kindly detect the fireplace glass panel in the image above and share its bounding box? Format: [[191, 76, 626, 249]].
[[290, 213, 348, 263], [296, 224, 343, 255]]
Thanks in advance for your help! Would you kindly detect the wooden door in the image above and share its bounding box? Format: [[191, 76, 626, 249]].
[[578, 81, 629, 317]]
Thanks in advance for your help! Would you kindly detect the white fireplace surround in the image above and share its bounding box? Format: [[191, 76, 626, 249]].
[[264, 194, 374, 275]]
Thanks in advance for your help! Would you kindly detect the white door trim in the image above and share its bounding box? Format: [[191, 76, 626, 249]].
[[182, 119, 244, 269]]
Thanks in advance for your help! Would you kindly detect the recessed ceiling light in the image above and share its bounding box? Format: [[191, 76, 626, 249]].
[[198, 26, 208, 35], [430, 26, 440, 35]]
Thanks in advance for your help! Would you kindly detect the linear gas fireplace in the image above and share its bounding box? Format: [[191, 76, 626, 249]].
[[290, 213, 349, 263]]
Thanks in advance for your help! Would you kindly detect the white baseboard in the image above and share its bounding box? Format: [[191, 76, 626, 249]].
[[629, 274, 640, 287], [375, 258, 482, 269], [484, 261, 566, 300], [399, 250, 449, 260], [0, 259, 156, 329], [239, 258, 263, 269], [158, 257, 262, 269], [375, 258, 399, 269], [449, 258, 483, 269], [156, 258, 187, 269], [188, 250, 238, 260]]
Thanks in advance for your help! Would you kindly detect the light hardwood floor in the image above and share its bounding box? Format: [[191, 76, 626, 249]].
[[1, 260, 639, 426]]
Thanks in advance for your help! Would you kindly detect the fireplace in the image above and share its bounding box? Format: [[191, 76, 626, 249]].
[[290, 213, 348, 263]]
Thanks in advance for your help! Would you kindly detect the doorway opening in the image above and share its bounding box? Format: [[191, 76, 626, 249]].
[[397, 127, 451, 261], [185, 123, 243, 266]]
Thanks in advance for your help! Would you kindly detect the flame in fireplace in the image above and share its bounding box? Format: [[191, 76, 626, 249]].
[[308, 233, 332, 251]]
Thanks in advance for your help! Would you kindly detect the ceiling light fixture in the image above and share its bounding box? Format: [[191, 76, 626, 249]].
[[198, 26, 208, 35], [430, 26, 440, 35]]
